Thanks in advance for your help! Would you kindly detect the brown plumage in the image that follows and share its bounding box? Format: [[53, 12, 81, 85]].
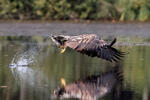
[[51, 34, 124, 62], [52, 65, 123, 100]]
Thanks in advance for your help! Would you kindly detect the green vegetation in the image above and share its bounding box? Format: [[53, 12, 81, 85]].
[[0, 0, 150, 21]]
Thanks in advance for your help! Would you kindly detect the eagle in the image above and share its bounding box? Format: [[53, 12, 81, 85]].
[[51, 34, 124, 62]]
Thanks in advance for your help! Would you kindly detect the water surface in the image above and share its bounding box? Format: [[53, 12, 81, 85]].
[[0, 36, 150, 100]]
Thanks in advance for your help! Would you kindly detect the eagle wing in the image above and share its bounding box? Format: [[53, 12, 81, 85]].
[[66, 35, 124, 62]]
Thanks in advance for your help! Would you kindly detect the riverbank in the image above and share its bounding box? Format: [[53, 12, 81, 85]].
[[0, 21, 150, 37], [1, 19, 150, 24]]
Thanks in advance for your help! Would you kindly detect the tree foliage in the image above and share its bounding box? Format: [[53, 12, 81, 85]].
[[0, 0, 150, 21]]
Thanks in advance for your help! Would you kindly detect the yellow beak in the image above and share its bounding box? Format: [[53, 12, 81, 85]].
[[59, 45, 63, 49]]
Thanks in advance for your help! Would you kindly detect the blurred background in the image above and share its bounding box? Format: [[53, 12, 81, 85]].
[[0, 0, 150, 21], [0, 0, 150, 100]]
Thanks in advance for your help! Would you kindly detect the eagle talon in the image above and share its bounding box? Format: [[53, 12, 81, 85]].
[[60, 48, 66, 54]]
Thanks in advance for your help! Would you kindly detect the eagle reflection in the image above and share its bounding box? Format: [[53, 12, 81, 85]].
[[52, 65, 123, 100]]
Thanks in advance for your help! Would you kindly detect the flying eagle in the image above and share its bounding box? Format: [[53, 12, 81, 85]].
[[51, 34, 124, 62]]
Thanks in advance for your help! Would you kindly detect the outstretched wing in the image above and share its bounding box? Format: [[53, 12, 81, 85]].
[[66, 36, 124, 62], [65, 34, 97, 49]]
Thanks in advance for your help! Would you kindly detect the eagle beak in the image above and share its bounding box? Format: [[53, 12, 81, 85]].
[[60, 48, 66, 54], [58, 45, 63, 49]]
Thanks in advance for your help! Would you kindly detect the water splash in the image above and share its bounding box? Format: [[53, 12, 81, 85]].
[[9, 45, 39, 67], [8, 43, 50, 87]]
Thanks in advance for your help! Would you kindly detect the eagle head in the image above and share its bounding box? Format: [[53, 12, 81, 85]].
[[51, 78, 70, 99], [51, 35, 68, 46], [51, 87, 70, 99], [51, 35, 70, 53]]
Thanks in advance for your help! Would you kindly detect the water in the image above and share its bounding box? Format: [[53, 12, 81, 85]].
[[0, 35, 150, 100]]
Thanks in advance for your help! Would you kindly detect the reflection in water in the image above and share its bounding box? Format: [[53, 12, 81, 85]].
[[52, 65, 123, 100], [9, 65, 48, 87]]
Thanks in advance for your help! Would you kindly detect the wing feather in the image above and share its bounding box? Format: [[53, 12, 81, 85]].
[[64, 34, 124, 62], [74, 39, 123, 62]]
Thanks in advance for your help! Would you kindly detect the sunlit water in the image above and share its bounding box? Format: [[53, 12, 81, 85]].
[[0, 36, 150, 100]]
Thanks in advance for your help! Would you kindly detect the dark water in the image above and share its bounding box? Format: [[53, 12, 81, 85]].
[[0, 36, 150, 100]]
